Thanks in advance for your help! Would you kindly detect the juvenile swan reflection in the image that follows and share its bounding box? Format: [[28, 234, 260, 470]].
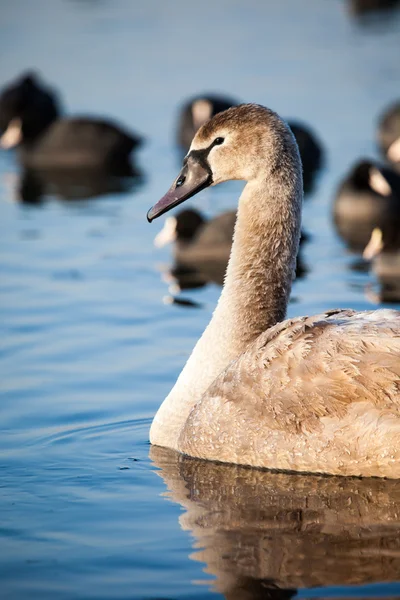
[[151, 446, 400, 599]]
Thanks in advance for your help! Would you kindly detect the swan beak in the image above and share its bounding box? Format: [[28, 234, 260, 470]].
[[147, 157, 212, 222]]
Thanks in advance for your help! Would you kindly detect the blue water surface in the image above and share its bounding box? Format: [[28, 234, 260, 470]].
[[1, 1, 400, 598]]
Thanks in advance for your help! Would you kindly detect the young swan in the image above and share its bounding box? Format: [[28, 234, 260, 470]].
[[147, 104, 400, 478]]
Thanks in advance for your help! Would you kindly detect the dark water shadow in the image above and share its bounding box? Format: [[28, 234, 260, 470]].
[[348, 258, 400, 305], [151, 446, 400, 600], [15, 165, 144, 204], [167, 259, 227, 290], [365, 281, 400, 304]]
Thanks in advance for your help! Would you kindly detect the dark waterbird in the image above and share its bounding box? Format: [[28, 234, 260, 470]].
[[0, 72, 142, 173], [155, 207, 309, 289], [176, 94, 239, 152], [348, 0, 400, 15], [287, 120, 323, 194], [333, 159, 400, 251], [377, 100, 400, 172]]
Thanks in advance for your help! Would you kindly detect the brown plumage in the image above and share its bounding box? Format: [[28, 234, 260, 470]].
[[147, 104, 400, 478], [180, 309, 400, 477]]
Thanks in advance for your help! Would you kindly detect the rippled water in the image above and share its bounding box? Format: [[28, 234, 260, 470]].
[[1, 1, 400, 598]]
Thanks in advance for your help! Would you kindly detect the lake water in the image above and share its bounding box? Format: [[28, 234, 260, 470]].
[[1, 1, 400, 598]]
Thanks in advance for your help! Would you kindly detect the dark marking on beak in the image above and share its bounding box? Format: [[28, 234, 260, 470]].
[[147, 138, 227, 222], [147, 151, 213, 222]]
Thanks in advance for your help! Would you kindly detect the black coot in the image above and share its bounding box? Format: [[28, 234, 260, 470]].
[[0, 72, 142, 173]]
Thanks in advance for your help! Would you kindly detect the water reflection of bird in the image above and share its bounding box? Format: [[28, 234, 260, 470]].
[[363, 227, 400, 304], [155, 208, 308, 292], [147, 104, 400, 478], [177, 95, 324, 195], [333, 159, 400, 251], [151, 445, 400, 599], [378, 101, 400, 173], [15, 167, 143, 205], [0, 72, 142, 173]]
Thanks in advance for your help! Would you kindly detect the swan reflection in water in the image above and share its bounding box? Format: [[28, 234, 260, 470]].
[[151, 446, 400, 599]]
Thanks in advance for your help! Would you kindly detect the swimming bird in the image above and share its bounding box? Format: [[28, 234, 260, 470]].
[[378, 101, 400, 173], [147, 104, 400, 478], [333, 159, 400, 251], [286, 121, 323, 194], [155, 208, 236, 289], [363, 227, 400, 303], [177, 95, 239, 152], [155, 207, 308, 282], [0, 72, 141, 172], [349, 0, 400, 15], [155, 208, 236, 262]]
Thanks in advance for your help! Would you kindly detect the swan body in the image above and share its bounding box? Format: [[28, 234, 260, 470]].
[[179, 308, 400, 478], [147, 104, 400, 478]]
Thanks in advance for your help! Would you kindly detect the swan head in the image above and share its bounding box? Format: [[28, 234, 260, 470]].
[[148, 104, 299, 222]]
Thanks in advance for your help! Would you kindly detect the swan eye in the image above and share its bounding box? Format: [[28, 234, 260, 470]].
[[214, 137, 224, 146], [176, 175, 186, 187]]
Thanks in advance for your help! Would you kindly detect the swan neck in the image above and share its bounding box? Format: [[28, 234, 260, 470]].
[[222, 176, 301, 338], [150, 163, 302, 449]]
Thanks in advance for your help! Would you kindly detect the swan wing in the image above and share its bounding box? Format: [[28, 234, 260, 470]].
[[179, 309, 400, 477]]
